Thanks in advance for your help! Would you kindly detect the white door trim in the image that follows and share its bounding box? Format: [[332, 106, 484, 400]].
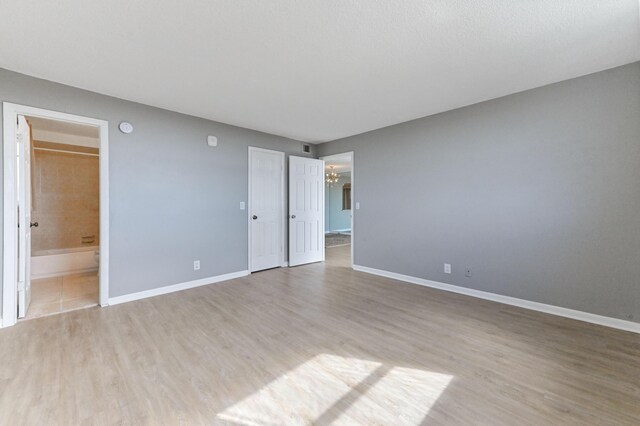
[[2, 103, 110, 327], [320, 151, 354, 266], [247, 147, 285, 273]]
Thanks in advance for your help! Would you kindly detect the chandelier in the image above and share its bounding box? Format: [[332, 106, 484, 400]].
[[325, 166, 340, 185]]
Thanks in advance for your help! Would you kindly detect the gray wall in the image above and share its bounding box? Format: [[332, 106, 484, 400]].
[[0, 68, 313, 316], [317, 62, 640, 323]]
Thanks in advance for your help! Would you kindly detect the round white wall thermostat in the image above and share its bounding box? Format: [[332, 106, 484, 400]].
[[119, 122, 133, 134]]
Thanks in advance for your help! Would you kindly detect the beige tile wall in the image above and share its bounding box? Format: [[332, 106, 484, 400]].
[[31, 143, 100, 254]]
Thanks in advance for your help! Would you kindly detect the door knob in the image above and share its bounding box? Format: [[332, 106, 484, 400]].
[[252, 215, 258, 220], [291, 215, 296, 219], [30, 222, 39, 228]]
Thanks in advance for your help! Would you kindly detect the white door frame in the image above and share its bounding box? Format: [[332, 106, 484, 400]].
[[247, 147, 285, 273], [2, 103, 110, 327], [320, 152, 354, 265]]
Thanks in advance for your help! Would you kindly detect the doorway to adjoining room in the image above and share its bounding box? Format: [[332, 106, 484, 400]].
[[321, 152, 353, 266]]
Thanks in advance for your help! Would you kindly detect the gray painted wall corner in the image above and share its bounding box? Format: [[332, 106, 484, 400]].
[[0, 68, 314, 319], [317, 62, 640, 323]]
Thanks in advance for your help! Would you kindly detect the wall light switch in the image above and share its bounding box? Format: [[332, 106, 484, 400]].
[[240, 202, 246, 210], [444, 263, 451, 274], [355, 202, 360, 210]]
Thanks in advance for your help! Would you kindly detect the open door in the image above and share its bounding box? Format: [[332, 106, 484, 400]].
[[17, 115, 33, 318], [289, 156, 325, 266], [249, 147, 284, 272]]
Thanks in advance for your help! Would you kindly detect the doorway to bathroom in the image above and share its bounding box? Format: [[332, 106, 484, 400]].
[[2, 103, 109, 327], [26, 116, 101, 319]]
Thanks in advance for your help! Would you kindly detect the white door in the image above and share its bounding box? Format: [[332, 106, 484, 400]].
[[289, 156, 325, 266], [17, 115, 33, 318], [249, 148, 284, 272]]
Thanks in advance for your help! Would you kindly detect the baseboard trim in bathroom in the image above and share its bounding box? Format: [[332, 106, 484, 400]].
[[31, 267, 99, 280], [108, 270, 250, 306]]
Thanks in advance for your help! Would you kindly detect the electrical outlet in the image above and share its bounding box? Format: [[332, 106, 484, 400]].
[[465, 268, 472, 277], [444, 263, 451, 274], [193, 260, 200, 271]]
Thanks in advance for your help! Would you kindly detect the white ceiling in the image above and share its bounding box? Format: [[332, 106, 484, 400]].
[[1, 1, 638, 143], [324, 154, 352, 173], [27, 116, 100, 148], [28, 117, 99, 138]]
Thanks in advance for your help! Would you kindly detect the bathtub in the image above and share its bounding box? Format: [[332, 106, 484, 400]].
[[31, 246, 99, 279]]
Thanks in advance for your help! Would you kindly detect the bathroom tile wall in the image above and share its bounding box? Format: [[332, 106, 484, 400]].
[[31, 142, 99, 253]]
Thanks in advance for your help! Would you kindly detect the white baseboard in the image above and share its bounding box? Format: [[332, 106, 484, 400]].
[[352, 264, 640, 334], [108, 270, 249, 306]]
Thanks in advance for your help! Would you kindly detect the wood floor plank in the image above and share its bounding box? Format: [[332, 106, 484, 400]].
[[0, 245, 638, 425]]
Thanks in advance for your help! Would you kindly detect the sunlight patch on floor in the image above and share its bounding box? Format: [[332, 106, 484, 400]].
[[217, 354, 452, 425]]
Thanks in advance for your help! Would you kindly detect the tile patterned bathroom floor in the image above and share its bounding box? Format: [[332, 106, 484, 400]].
[[24, 272, 98, 320]]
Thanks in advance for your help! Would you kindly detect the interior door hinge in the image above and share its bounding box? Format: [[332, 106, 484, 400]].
[[17, 281, 25, 292]]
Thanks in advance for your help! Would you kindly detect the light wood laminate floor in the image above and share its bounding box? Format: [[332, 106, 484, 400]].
[[0, 245, 638, 425]]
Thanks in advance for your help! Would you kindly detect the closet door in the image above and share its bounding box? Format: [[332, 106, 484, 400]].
[[249, 147, 284, 272]]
